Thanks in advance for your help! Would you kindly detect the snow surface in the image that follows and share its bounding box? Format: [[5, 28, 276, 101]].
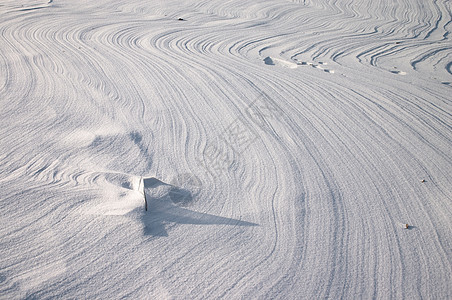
[[1, 0, 451, 298]]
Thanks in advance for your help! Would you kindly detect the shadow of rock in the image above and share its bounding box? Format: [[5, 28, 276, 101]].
[[135, 177, 258, 236], [263, 56, 275, 66]]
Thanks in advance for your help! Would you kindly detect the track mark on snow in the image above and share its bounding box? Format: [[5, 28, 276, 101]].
[[295, 60, 335, 73], [391, 70, 407, 75]]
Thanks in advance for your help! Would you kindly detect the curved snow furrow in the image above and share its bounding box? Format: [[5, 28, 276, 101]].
[[410, 45, 452, 71], [1, 0, 451, 298], [270, 85, 372, 296], [0, 0, 51, 13], [220, 119, 310, 298], [0, 29, 39, 115], [326, 82, 450, 218], [1, 17, 154, 187], [237, 60, 451, 296], [311, 117, 445, 297], [9, 2, 300, 300], [184, 66, 350, 297], [215, 0, 450, 79]]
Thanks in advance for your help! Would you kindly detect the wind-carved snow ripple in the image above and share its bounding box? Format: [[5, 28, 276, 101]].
[[1, 0, 451, 299]]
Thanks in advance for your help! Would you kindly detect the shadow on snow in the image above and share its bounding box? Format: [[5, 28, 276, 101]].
[[131, 177, 258, 237]]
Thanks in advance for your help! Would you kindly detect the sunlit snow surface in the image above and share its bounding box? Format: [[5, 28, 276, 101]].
[[1, 0, 451, 298]]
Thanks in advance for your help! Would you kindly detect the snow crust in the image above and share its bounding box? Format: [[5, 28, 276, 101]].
[[1, 0, 451, 298]]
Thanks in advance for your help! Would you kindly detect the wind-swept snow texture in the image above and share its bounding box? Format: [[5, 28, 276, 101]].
[[1, 0, 451, 298]]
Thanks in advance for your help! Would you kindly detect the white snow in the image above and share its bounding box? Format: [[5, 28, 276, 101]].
[[1, 0, 451, 298]]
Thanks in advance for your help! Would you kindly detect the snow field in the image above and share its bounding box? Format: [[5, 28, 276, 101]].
[[1, 0, 451, 298]]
